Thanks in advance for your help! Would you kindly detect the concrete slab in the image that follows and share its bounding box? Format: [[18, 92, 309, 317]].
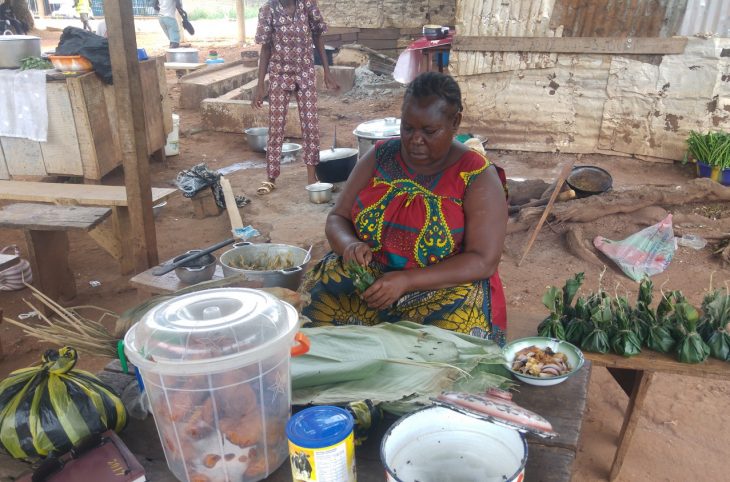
[[315, 65, 356, 93], [201, 98, 302, 137], [179, 60, 259, 110]]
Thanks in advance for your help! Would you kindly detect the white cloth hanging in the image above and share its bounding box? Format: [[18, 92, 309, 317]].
[[0, 69, 48, 142]]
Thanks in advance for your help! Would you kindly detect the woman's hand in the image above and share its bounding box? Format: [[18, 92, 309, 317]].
[[252, 84, 266, 109], [343, 241, 372, 266], [362, 271, 410, 310], [324, 72, 340, 91]]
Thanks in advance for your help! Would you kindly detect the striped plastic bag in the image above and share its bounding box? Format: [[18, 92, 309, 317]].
[[0, 347, 127, 460], [593, 214, 676, 282]]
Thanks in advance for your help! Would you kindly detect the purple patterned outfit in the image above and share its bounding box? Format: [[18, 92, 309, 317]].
[[255, 0, 327, 180]]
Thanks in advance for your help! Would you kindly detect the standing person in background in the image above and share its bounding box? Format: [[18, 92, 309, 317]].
[[252, 0, 340, 195], [74, 0, 91, 31], [154, 0, 182, 48]]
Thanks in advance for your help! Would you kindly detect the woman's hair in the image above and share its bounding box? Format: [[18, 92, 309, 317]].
[[404, 72, 463, 113]]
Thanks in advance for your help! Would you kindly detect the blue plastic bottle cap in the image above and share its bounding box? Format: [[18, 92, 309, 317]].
[[286, 406, 354, 449]]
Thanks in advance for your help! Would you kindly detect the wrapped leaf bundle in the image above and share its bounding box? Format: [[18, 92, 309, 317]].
[[673, 303, 710, 364], [699, 290, 730, 361], [537, 287, 566, 339], [610, 296, 642, 357], [581, 297, 612, 354], [0, 347, 127, 460]]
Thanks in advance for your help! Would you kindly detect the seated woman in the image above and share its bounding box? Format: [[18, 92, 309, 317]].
[[302, 72, 508, 345]]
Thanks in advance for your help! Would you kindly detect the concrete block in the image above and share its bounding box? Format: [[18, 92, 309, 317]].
[[238, 76, 270, 101], [201, 98, 301, 137], [180, 60, 259, 110], [315, 65, 356, 93]]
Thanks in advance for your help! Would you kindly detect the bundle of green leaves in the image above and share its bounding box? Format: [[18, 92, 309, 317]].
[[685, 130, 730, 170], [698, 290, 730, 361]]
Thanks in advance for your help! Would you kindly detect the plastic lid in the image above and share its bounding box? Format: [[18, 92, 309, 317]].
[[124, 288, 298, 375], [433, 391, 557, 439], [353, 117, 401, 140], [286, 406, 354, 448]]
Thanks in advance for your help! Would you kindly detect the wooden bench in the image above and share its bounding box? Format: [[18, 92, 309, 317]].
[[0, 180, 177, 274], [0, 203, 111, 301]]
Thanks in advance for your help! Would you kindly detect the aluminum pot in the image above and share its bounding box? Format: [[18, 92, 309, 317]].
[[305, 182, 333, 204], [244, 127, 268, 152], [219, 243, 312, 290], [353, 117, 400, 159], [0, 34, 41, 69], [166, 47, 199, 63], [173, 250, 216, 284], [316, 147, 358, 183]]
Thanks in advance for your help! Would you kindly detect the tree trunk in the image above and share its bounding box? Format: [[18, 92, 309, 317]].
[[9, 0, 34, 31]]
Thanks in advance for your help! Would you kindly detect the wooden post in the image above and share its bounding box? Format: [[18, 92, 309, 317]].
[[236, 0, 246, 42], [105, 0, 159, 272]]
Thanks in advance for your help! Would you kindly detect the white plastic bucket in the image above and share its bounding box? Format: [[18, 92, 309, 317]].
[[165, 113, 180, 156], [381, 405, 527, 482]]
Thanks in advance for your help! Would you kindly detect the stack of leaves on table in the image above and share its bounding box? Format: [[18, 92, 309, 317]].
[[538, 273, 730, 364]]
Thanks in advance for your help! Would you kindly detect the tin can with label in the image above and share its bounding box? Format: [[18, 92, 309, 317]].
[[286, 406, 356, 482]]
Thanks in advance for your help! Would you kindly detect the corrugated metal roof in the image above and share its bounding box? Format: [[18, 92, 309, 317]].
[[677, 0, 730, 36]]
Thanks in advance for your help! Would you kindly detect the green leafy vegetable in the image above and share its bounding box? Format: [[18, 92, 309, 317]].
[[581, 297, 612, 354], [610, 296, 642, 357], [699, 290, 730, 361], [345, 261, 376, 293], [20, 57, 53, 70], [673, 303, 710, 364], [537, 287, 565, 339]]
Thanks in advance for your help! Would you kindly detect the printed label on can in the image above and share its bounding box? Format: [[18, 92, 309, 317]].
[[288, 432, 356, 482]]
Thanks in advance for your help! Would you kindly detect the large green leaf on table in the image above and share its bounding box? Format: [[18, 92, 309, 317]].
[[292, 321, 510, 415]]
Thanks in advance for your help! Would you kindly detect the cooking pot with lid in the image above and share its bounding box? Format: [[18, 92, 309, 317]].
[[166, 47, 199, 64], [353, 117, 401, 159], [316, 147, 358, 183], [0, 33, 41, 69]]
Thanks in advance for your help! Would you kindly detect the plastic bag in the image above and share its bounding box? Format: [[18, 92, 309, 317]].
[[56, 26, 113, 84], [175, 163, 250, 208], [0, 347, 127, 459], [593, 214, 675, 282]]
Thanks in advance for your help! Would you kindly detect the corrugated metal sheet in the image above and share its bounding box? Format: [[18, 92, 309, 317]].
[[549, 0, 686, 38], [678, 0, 730, 36]]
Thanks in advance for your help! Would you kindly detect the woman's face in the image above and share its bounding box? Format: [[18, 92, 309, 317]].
[[400, 95, 461, 164]]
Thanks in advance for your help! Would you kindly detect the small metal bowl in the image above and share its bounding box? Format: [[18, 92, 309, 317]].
[[502, 336, 585, 387], [264, 142, 303, 162], [173, 250, 216, 284], [244, 127, 268, 152], [305, 182, 333, 204]]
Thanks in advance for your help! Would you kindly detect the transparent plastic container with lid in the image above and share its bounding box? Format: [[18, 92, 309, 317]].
[[124, 288, 309, 482]]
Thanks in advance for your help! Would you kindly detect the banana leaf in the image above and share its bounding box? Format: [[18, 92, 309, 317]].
[[291, 321, 511, 416], [561, 272, 585, 319], [538, 286, 566, 339], [564, 317, 592, 346], [537, 315, 565, 340], [610, 296, 641, 357], [646, 324, 675, 353], [707, 329, 730, 361], [581, 329, 610, 354], [673, 303, 710, 363], [580, 297, 613, 354]]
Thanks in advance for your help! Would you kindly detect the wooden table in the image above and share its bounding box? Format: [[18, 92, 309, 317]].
[[585, 350, 730, 480], [0, 181, 177, 274], [0, 203, 111, 301], [130, 264, 226, 299], [63, 360, 589, 482]]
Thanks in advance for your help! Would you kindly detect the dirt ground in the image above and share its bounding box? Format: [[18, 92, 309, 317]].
[[1, 27, 729, 482]]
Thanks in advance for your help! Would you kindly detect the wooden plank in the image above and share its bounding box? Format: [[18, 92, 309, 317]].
[[358, 28, 401, 40], [0, 137, 47, 177], [0, 180, 176, 207], [0, 137, 10, 179], [139, 58, 165, 155], [609, 371, 654, 481], [513, 361, 591, 452], [453, 36, 688, 54], [69, 73, 123, 180], [40, 82, 84, 176], [525, 445, 576, 482], [358, 38, 399, 50], [66, 74, 101, 180], [164, 62, 206, 70], [0, 203, 111, 231], [585, 350, 730, 381], [88, 221, 122, 261], [25, 230, 76, 301], [130, 264, 226, 296], [155, 57, 173, 135]]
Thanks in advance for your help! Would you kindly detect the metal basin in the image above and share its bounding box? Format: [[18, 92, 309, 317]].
[[166, 48, 199, 63], [219, 243, 311, 290], [305, 182, 333, 204]]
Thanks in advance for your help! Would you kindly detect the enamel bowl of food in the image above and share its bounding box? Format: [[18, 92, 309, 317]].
[[502, 337, 584, 386]]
